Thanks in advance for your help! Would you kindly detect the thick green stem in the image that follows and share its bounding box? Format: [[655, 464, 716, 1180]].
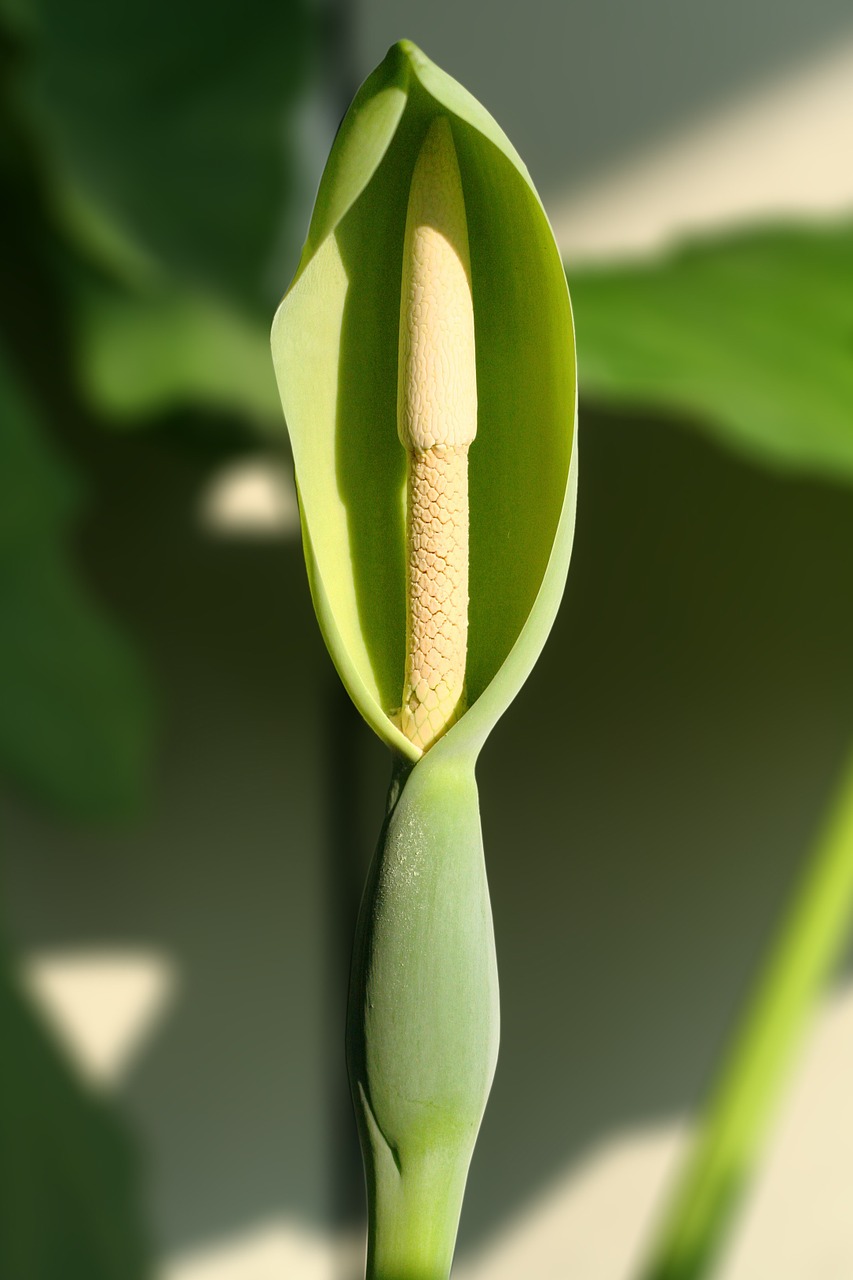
[[362, 1145, 471, 1280], [347, 750, 499, 1280], [641, 746, 853, 1280]]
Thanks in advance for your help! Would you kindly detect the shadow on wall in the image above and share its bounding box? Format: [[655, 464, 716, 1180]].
[[4, 405, 853, 1266], [357, 0, 853, 204]]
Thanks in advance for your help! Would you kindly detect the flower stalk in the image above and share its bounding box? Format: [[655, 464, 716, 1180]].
[[347, 755, 498, 1279]]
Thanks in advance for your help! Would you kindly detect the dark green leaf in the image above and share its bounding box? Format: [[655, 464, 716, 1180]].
[[0, 346, 152, 817], [0, 351, 79, 547], [21, 0, 315, 306], [0, 940, 150, 1280], [73, 276, 281, 424], [570, 222, 853, 482]]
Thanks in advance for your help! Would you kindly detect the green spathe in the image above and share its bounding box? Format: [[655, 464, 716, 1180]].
[[272, 40, 577, 763], [271, 40, 577, 1280]]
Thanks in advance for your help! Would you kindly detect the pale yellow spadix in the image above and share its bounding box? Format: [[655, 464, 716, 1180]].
[[397, 116, 477, 751]]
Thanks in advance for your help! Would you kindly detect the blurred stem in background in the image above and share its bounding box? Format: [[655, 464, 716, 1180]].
[[641, 745, 853, 1280]]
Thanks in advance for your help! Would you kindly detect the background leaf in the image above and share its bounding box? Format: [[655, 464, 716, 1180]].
[[20, 0, 314, 305], [0, 934, 150, 1280], [0, 344, 152, 817], [71, 274, 280, 424], [1, 0, 316, 426], [570, 221, 853, 482]]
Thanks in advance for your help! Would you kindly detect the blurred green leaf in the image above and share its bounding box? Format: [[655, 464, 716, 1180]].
[[0, 939, 149, 1280], [0, 363, 79, 542], [0, 346, 152, 817], [570, 222, 853, 482], [0, 538, 153, 818], [1, 0, 316, 424], [20, 0, 315, 305], [73, 276, 280, 424]]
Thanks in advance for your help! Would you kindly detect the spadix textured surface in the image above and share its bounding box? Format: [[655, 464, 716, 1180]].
[[402, 446, 471, 749], [271, 40, 576, 1280], [398, 117, 477, 751]]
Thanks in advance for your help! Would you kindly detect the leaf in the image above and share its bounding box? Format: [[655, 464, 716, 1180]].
[[0, 362, 79, 548], [0, 345, 152, 817], [272, 40, 578, 762], [0, 939, 150, 1280], [3, 0, 314, 424], [18, 0, 315, 306], [570, 221, 853, 481], [72, 275, 281, 424]]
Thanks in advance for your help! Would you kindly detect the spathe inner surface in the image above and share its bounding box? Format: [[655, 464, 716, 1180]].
[[331, 91, 572, 725]]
